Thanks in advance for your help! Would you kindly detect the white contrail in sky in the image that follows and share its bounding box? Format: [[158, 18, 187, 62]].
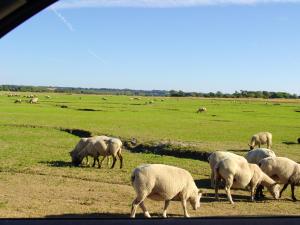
[[53, 0, 300, 9], [50, 6, 75, 32], [87, 49, 107, 64]]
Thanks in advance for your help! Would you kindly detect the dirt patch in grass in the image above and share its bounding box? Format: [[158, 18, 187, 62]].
[[77, 108, 103, 112], [123, 139, 211, 162], [60, 128, 92, 138]]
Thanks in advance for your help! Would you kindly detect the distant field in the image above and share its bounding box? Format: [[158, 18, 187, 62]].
[[0, 91, 300, 218]]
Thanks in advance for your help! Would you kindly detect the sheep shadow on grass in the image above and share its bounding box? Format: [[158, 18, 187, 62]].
[[282, 141, 298, 145], [39, 160, 73, 168], [195, 179, 266, 203]]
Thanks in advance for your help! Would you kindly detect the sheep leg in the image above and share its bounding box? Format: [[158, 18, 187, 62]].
[[210, 171, 215, 188], [110, 156, 117, 169], [140, 201, 151, 218], [279, 183, 289, 198], [92, 158, 96, 167], [250, 184, 257, 202], [162, 200, 170, 218], [117, 151, 123, 169], [214, 178, 220, 200], [181, 199, 190, 218], [291, 184, 297, 201], [130, 194, 148, 218], [99, 156, 107, 168], [225, 177, 234, 204]]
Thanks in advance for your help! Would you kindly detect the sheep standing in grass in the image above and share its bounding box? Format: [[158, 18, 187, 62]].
[[71, 136, 123, 169], [214, 157, 280, 204], [130, 164, 202, 218], [245, 148, 276, 199], [208, 151, 246, 188], [70, 135, 110, 167], [248, 132, 272, 150], [259, 157, 300, 201], [14, 99, 22, 103], [245, 148, 276, 165], [197, 107, 207, 113], [29, 97, 38, 104]]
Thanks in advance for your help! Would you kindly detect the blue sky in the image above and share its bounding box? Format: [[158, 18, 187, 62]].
[[1, 0, 300, 94]]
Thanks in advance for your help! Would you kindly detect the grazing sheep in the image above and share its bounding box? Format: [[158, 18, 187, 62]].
[[245, 148, 276, 199], [214, 157, 280, 204], [45, 95, 51, 99], [102, 97, 107, 100], [259, 157, 300, 201], [14, 99, 22, 103], [248, 132, 272, 150], [71, 136, 123, 169], [130, 164, 202, 218], [197, 107, 207, 113], [70, 135, 110, 167], [245, 148, 276, 165], [208, 151, 246, 188], [29, 97, 38, 104]]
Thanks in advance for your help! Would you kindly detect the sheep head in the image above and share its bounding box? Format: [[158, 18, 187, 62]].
[[189, 189, 202, 210]]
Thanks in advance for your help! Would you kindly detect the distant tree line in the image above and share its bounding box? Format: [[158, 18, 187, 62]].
[[0, 85, 299, 99], [169, 90, 299, 99]]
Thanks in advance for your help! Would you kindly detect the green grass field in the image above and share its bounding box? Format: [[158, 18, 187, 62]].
[[0, 92, 300, 218]]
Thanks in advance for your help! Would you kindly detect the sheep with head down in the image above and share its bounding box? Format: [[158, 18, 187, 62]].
[[214, 157, 280, 204], [208, 151, 246, 188], [70, 135, 122, 168], [130, 164, 202, 218], [248, 132, 272, 150], [259, 156, 300, 201]]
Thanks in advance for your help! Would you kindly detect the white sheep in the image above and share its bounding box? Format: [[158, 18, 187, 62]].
[[245, 148, 276, 199], [245, 148, 276, 165], [214, 157, 280, 204], [14, 99, 22, 103], [72, 136, 123, 169], [248, 132, 272, 150], [29, 97, 38, 104], [259, 157, 300, 201], [130, 164, 202, 218], [208, 151, 246, 188], [197, 107, 207, 113], [70, 135, 111, 167]]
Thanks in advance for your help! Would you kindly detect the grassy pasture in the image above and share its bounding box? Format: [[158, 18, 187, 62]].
[[0, 92, 299, 218]]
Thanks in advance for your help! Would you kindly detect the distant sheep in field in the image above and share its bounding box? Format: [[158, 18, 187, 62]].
[[248, 132, 272, 150], [197, 107, 207, 113], [102, 97, 107, 100], [130, 164, 202, 218], [214, 157, 280, 204], [29, 97, 38, 104], [14, 99, 22, 103], [259, 157, 300, 201], [45, 95, 51, 99], [208, 151, 246, 188]]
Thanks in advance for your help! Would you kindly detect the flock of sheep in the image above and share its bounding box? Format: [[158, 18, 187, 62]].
[[69, 131, 300, 218]]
